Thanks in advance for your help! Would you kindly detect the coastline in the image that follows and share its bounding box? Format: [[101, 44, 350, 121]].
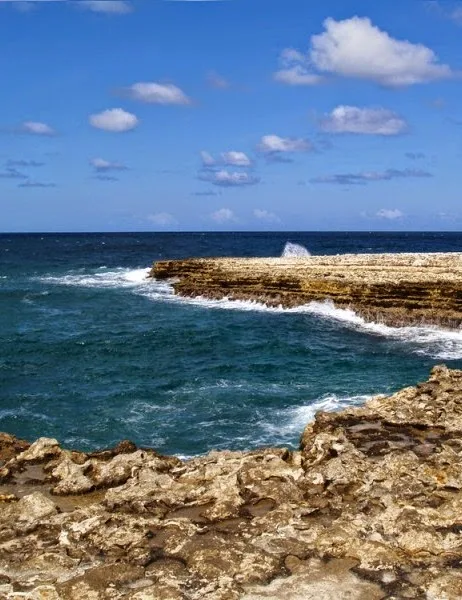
[[151, 253, 462, 329], [2, 366, 462, 598]]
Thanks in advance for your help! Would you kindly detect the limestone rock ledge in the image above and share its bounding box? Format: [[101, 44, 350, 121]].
[[3, 367, 462, 598], [151, 253, 462, 328]]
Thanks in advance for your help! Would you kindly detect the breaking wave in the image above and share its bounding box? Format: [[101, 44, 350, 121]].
[[36, 266, 462, 360], [36, 267, 151, 288], [263, 393, 376, 444]]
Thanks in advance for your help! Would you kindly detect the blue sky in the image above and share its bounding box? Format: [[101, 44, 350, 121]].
[[1, 0, 461, 232]]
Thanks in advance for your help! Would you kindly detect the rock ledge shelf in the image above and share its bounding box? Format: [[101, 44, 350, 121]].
[[3, 367, 462, 598], [151, 252, 462, 328]]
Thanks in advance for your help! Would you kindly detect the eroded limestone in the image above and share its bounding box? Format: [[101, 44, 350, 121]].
[[2, 367, 462, 597], [151, 253, 462, 328]]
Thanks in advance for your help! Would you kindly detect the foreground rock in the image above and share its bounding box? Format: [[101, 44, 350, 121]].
[[3, 366, 462, 598], [151, 253, 462, 328]]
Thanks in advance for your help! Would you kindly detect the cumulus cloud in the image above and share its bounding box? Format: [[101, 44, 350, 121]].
[[320, 106, 408, 135], [221, 151, 252, 167], [90, 158, 127, 172], [206, 71, 230, 89], [21, 121, 56, 136], [275, 16, 452, 87], [376, 208, 404, 219], [89, 108, 138, 132], [147, 212, 177, 226], [274, 48, 324, 86], [7, 159, 44, 167], [199, 169, 260, 187], [257, 135, 313, 160], [210, 208, 236, 223], [253, 209, 281, 223], [200, 150, 252, 168], [79, 1, 133, 14], [311, 168, 432, 185], [126, 82, 191, 105]]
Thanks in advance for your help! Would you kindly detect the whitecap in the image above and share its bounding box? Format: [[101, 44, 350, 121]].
[[35, 267, 151, 289], [266, 393, 376, 439]]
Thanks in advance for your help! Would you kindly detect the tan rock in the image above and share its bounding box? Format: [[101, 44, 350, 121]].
[[3, 368, 462, 598]]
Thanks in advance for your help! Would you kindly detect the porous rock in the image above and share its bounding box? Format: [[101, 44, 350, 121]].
[[2, 367, 462, 597]]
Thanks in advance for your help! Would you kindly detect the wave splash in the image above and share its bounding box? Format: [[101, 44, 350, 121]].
[[281, 242, 311, 258], [37, 266, 462, 360], [264, 393, 376, 443], [36, 267, 152, 289]]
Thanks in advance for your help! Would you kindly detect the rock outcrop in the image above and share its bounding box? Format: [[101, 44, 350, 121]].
[[151, 253, 462, 328], [3, 366, 462, 598]]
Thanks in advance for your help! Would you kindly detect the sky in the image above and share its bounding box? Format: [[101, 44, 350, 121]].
[[0, 0, 461, 232]]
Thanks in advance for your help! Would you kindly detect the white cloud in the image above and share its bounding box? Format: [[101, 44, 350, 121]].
[[147, 212, 177, 226], [320, 106, 407, 135], [257, 134, 312, 154], [89, 108, 138, 132], [274, 48, 324, 86], [253, 209, 281, 223], [206, 71, 230, 89], [79, 1, 133, 14], [221, 151, 252, 167], [376, 208, 404, 219], [90, 158, 127, 172], [21, 121, 56, 136], [200, 151, 216, 167], [210, 208, 236, 223], [200, 169, 260, 187], [127, 82, 191, 105], [311, 17, 452, 86], [276, 16, 453, 87], [200, 151, 252, 167]]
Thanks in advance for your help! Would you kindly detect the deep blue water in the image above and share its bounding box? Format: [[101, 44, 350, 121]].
[[1, 231, 462, 457]]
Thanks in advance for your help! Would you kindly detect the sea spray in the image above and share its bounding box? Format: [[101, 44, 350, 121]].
[[281, 242, 311, 257]]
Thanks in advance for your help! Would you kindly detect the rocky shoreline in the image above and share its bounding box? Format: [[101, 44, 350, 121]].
[[151, 253, 462, 328], [2, 366, 462, 598]]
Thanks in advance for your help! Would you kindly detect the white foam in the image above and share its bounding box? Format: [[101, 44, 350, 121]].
[[264, 393, 375, 441], [162, 295, 462, 359], [281, 241, 311, 258], [251, 393, 377, 449], [36, 267, 152, 289], [34, 266, 462, 360]]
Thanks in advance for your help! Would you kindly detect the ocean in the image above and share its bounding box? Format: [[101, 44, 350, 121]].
[[1, 231, 462, 458]]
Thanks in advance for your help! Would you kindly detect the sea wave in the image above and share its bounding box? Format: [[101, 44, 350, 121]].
[[36, 267, 152, 288], [263, 393, 375, 442], [35, 266, 462, 360]]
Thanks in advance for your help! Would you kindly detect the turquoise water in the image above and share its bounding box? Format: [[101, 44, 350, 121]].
[[2, 232, 462, 457]]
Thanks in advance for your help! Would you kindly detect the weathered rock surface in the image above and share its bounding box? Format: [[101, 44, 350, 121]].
[[151, 253, 462, 327], [3, 366, 462, 597]]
